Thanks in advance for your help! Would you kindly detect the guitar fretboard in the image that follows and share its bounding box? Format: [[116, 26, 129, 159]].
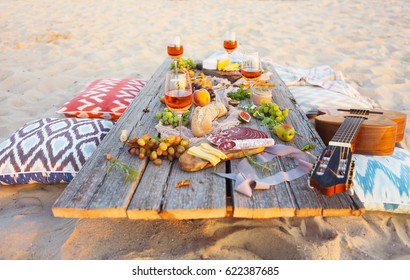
[[329, 116, 366, 148]]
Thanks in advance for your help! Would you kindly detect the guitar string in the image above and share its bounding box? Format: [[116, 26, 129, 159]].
[[336, 109, 367, 177], [337, 109, 367, 177], [327, 109, 367, 178]]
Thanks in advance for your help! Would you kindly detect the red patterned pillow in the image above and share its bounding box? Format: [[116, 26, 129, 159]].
[[57, 79, 146, 120]]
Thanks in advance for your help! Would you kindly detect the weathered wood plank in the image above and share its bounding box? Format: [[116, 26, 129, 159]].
[[159, 161, 227, 220], [127, 159, 173, 219], [230, 155, 296, 219], [229, 115, 297, 218], [52, 60, 170, 218]]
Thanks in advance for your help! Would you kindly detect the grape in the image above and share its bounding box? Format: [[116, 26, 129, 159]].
[[159, 142, 168, 151], [174, 135, 181, 145], [180, 139, 189, 148], [137, 138, 146, 147], [155, 112, 163, 119], [167, 147, 175, 156], [128, 147, 136, 155], [150, 151, 158, 161], [165, 112, 173, 119], [176, 145, 185, 154], [153, 159, 162, 166]]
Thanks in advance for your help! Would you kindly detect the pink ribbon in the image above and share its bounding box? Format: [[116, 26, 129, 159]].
[[216, 144, 313, 197]]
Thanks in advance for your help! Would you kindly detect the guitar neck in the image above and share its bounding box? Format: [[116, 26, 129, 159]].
[[329, 116, 366, 148]]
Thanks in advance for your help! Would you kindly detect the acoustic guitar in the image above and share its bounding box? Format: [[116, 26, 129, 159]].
[[309, 108, 406, 196]]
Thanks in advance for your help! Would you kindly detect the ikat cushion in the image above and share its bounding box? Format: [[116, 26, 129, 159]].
[[353, 148, 410, 214], [0, 118, 113, 185], [57, 79, 146, 120]]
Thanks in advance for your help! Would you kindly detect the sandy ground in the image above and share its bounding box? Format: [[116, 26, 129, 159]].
[[1, 0, 410, 260]]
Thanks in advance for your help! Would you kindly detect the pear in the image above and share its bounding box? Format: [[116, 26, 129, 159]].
[[274, 123, 295, 142]]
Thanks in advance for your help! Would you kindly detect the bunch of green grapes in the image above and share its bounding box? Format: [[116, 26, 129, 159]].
[[243, 100, 289, 129], [170, 58, 196, 70], [155, 108, 190, 127]]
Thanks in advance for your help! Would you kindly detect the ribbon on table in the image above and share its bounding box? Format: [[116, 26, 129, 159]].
[[215, 144, 313, 197]]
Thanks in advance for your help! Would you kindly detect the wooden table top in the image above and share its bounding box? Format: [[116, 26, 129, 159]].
[[52, 59, 364, 220]]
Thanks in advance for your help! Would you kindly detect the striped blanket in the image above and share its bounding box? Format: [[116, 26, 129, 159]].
[[261, 61, 377, 114]]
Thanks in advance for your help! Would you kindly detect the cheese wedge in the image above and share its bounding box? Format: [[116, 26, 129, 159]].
[[187, 146, 221, 166], [199, 143, 228, 160]]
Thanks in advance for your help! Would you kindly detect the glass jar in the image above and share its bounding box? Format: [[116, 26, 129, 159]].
[[251, 86, 272, 106]]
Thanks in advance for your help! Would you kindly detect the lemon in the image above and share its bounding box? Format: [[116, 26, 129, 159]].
[[217, 58, 230, 71], [223, 62, 240, 71]]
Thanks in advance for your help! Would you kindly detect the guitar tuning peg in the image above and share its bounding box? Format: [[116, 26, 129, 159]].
[[351, 160, 356, 167], [347, 188, 355, 196]]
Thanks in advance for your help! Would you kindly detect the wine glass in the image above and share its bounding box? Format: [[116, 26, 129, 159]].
[[223, 31, 237, 55], [164, 69, 192, 138], [240, 51, 262, 102], [167, 36, 184, 71]]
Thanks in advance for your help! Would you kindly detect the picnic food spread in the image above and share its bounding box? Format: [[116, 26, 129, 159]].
[[120, 54, 294, 176]]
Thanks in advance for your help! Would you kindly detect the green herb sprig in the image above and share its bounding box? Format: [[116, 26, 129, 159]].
[[106, 154, 139, 182], [246, 155, 276, 176], [227, 86, 251, 101]]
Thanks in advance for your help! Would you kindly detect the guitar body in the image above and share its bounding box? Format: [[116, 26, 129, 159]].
[[315, 109, 406, 156]]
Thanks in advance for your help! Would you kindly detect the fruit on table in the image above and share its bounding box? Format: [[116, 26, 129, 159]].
[[238, 111, 251, 123], [193, 89, 211, 107], [274, 123, 295, 142], [228, 99, 240, 106], [217, 58, 230, 71], [222, 62, 240, 71], [126, 134, 190, 166], [155, 107, 191, 127]]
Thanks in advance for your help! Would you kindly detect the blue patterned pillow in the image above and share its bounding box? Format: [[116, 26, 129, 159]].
[[0, 118, 112, 185], [353, 148, 410, 213]]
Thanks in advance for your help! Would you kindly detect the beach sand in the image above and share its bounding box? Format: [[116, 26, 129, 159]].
[[1, 0, 409, 260]]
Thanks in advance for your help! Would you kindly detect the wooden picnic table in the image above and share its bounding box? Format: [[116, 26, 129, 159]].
[[52, 59, 364, 219]]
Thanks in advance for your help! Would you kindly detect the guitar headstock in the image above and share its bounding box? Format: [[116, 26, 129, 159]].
[[309, 146, 355, 196]]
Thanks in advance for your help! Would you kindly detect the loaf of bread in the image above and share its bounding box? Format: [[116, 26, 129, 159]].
[[191, 102, 227, 137]]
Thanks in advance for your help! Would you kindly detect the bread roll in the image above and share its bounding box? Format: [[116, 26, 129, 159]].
[[191, 106, 214, 137], [191, 103, 227, 137], [215, 101, 227, 118]]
